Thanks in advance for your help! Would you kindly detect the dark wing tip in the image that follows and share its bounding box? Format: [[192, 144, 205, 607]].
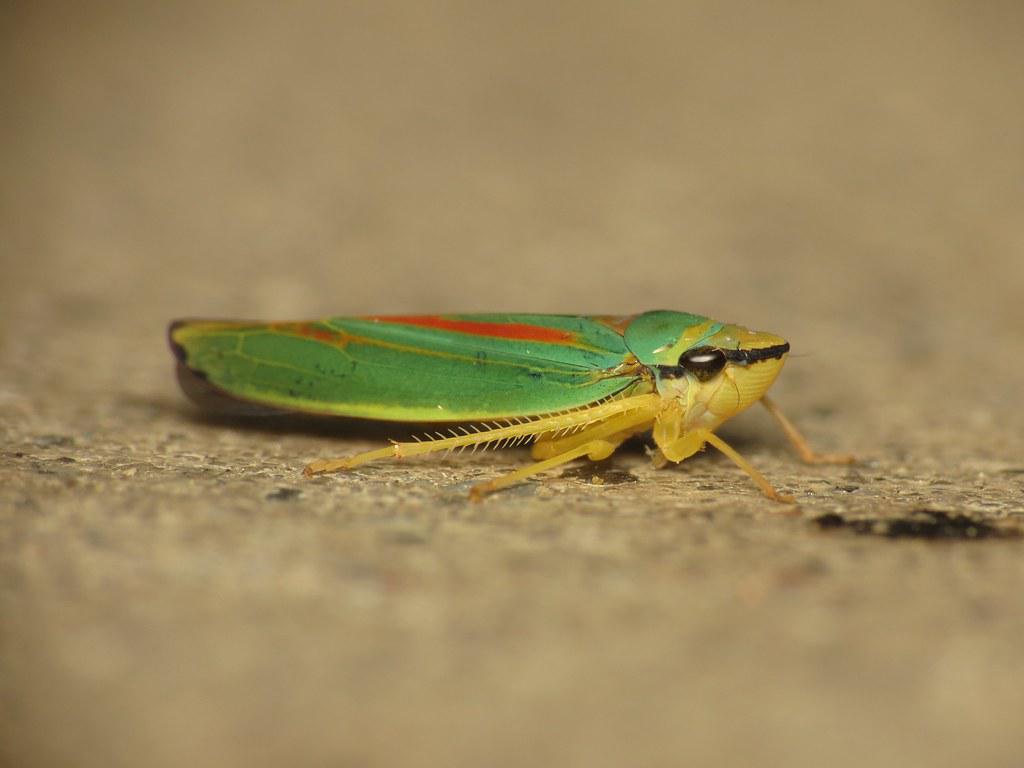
[[168, 319, 280, 416], [167, 319, 192, 364], [175, 356, 288, 417]]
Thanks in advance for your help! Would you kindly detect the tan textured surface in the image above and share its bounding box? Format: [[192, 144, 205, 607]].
[[2, 3, 1024, 766]]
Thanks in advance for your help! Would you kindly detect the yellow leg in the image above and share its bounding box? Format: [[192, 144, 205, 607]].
[[303, 393, 661, 478], [470, 407, 659, 499], [760, 396, 856, 465], [531, 415, 651, 461], [469, 440, 610, 500], [304, 443, 400, 476], [647, 448, 670, 469], [702, 431, 795, 504]]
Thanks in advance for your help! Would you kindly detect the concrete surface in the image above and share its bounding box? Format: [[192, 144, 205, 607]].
[[2, 2, 1024, 766]]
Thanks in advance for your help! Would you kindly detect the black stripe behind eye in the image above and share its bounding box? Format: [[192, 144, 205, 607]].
[[656, 342, 790, 379], [723, 343, 790, 365]]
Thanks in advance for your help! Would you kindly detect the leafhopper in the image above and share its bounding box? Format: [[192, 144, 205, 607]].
[[169, 311, 852, 501]]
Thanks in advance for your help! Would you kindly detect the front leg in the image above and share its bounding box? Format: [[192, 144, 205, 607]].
[[760, 396, 856, 465], [652, 408, 794, 504]]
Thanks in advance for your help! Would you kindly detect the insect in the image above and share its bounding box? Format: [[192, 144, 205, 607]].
[[169, 311, 853, 502]]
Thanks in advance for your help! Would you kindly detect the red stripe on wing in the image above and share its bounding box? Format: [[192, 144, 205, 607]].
[[367, 315, 577, 344]]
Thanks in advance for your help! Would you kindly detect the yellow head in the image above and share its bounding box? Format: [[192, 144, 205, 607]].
[[623, 311, 789, 431]]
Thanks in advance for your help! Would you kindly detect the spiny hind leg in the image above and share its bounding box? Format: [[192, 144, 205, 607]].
[[304, 393, 663, 479], [760, 396, 856, 465], [303, 425, 532, 477]]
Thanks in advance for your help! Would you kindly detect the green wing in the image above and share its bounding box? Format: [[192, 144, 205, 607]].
[[169, 314, 645, 421]]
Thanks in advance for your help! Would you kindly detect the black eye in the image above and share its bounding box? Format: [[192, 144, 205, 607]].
[[679, 346, 726, 381]]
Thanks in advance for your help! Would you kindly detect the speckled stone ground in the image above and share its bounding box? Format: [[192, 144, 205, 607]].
[[2, 3, 1024, 767]]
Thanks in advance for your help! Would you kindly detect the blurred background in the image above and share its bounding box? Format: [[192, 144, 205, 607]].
[[4, 1, 1022, 413], [2, 2, 1023, 766]]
